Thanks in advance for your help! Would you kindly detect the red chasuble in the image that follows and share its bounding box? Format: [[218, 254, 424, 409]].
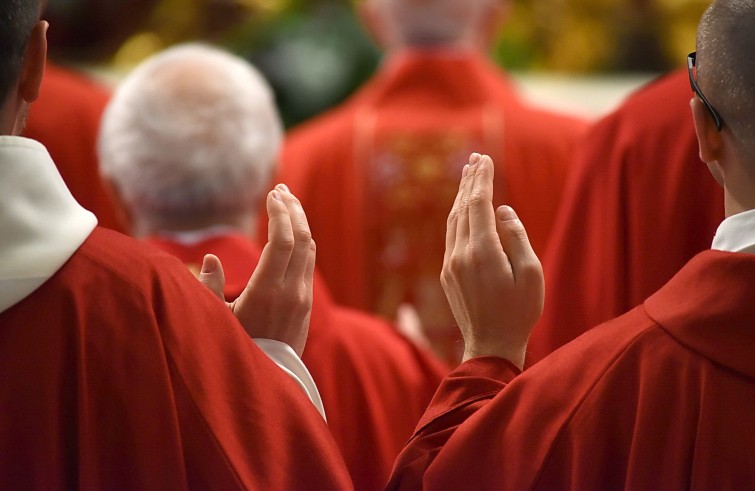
[[388, 251, 755, 490], [24, 64, 128, 233], [145, 233, 448, 491], [269, 51, 585, 362], [0, 228, 351, 490], [528, 70, 725, 364]]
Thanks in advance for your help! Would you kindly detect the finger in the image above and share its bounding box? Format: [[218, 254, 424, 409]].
[[444, 162, 470, 267], [468, 155, 497, 241], [198, 254, 227, 302], [455, 153, 482, 250], [278, 184, 314, 282], [256, 188, 295, 282], [304, 239, 316, 290], [495, 206, 541, 282]]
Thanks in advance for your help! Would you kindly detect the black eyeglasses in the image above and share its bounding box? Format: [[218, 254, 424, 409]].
[[688, 52, 724, 131]]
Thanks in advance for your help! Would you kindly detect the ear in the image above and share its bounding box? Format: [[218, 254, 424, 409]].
[[18, 21, 48, 104], [691, 97, 724, 164]]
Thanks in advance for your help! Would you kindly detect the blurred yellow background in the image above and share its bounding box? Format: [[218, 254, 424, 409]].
[[44, 0, 711, 124]]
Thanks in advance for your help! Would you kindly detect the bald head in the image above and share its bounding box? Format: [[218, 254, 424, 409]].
[[99, 44, 283, 235], [0, 0, 42, 105], [696, 0, 755, 160], [363, 0, 503, 49]]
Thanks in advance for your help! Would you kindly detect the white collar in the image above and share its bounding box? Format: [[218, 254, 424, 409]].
[[711, 208, 755, 254], [0, 136, 97, 312]]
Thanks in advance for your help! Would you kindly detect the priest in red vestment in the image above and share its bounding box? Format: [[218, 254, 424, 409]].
[[268, 0, 586, 362], [0, 5, 352, 488], [98, 43, 448, 491], [527, 69, 725, 364], [388, 2, 755, 487], [24, 63, 129, 233]]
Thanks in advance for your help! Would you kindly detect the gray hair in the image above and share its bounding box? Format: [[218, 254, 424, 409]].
[[99, 43, 282, 230], [696, 0, 755, 162]]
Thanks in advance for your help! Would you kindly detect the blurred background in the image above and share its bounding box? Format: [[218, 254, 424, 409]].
[[45, 0, 710, 126]]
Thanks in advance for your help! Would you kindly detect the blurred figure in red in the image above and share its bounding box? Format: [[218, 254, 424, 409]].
[[267, 0, 586, 363], [0, 2, 352, 487], [527, 70, 724, 364], [99, 43, 448, 491], [24, 64, 128, 231], [22, 0, 160, 232]]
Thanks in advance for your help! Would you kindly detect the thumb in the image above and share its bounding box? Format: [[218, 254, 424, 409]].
[[495, 206, 542, 282], [198, 254, 227, 302]]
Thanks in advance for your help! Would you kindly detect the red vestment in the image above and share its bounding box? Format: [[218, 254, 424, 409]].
[[528, 71, 725, 364], [0, 228, 351, 490], [270, 51, 585, 361], [24, 64, 128, 232], [388, 250, 755, 490], [145, 233, 449, 491]]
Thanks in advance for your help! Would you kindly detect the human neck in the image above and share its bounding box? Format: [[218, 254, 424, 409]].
[[387, 36, 485, 55], [0, 97, 20, 135], [723, 170, 755, 218], [133, 213, 256, 239]]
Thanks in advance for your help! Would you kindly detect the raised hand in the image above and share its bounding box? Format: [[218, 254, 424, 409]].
[[441, 153, 544, 368], [199, 184, 315, 357]]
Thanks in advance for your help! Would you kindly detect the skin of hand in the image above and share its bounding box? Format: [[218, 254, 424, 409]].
[[199, 184, 316, 357], [441, 153, 544, 369]]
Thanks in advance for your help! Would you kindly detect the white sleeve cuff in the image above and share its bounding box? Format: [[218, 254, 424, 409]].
[[253, 339, 327, 421]]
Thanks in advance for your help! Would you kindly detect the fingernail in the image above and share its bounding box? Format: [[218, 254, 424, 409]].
[[470, 153, 481, 166], [271, 190, 282, 201], [276, 183, 289, 193], [462, 164, 470, 178], [201, 256, 217, 274], [497, 206, 518, 221]]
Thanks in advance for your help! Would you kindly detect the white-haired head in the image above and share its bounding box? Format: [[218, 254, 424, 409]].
[[362, 0, 503, 49], [99, 43, 283, 235]]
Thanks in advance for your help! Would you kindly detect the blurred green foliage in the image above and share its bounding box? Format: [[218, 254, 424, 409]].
[[223, 3, 380, 127]]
